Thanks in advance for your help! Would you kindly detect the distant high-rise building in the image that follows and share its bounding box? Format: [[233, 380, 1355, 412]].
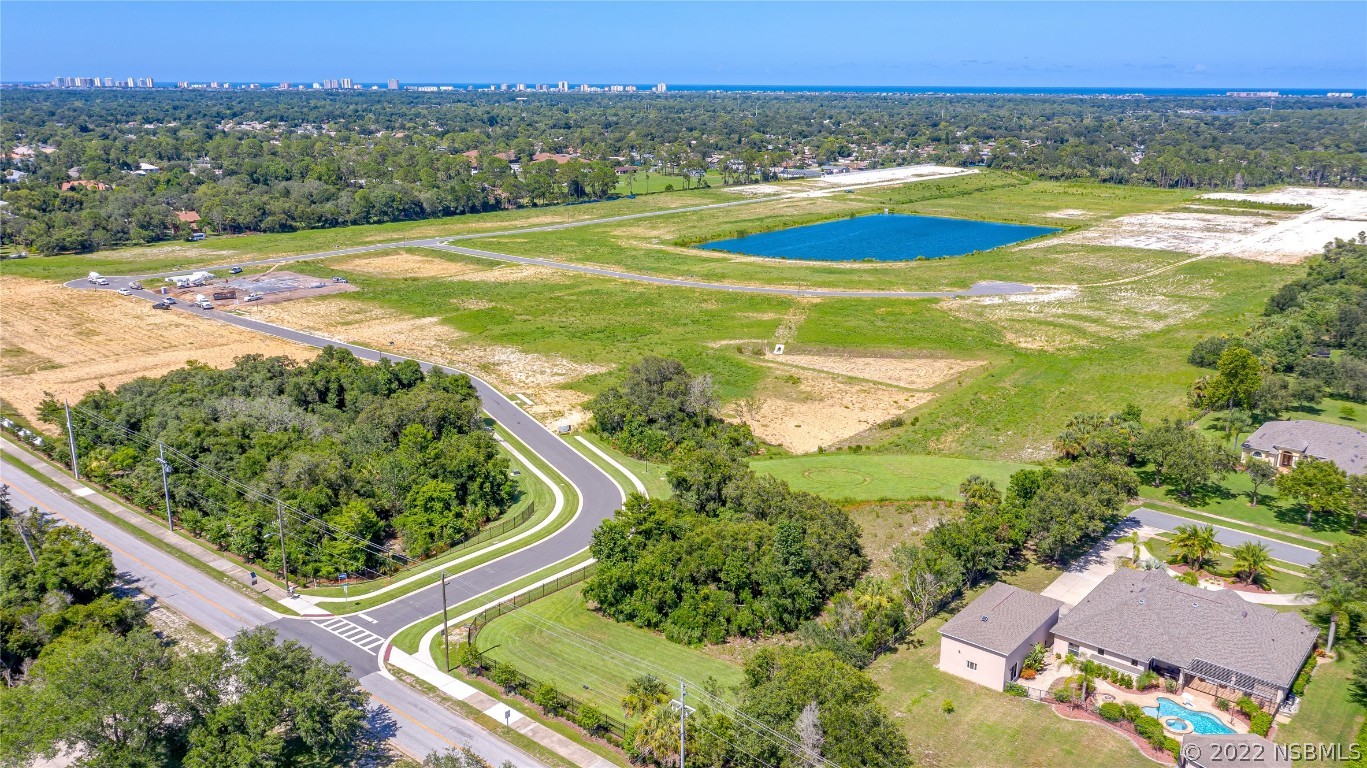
[[557, 80, 569, 92], [280, 82, 291, 89], [144, 77, 154, 88], [340, 77, 353, 89], [388, 78, 399, 90], [655, 83, 667, 93]]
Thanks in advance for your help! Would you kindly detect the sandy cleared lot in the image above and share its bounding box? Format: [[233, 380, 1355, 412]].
[[944, 272, 1217, 351], [1046, 187, 1367, 263], [767, 352, 983, 389], [238, 297, 606, 427], [0, 277, 316, 423], [332, 251, 497, 278], [812, 164, 974, 186], [727, 363, 928, 453]]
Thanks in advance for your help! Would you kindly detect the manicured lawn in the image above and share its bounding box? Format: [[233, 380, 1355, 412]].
[[1144, 535, 1310, 594], [611, 171, 726, 196], [1276, 645, 1365, 760], [475, 587, 744, 721], [872, 594, 1154, 768], [1136, 470, 1357, 546], [749, 452, 1035, 501]]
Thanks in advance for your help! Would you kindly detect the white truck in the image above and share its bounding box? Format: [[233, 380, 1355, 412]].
[[87, 271, 109, 286]]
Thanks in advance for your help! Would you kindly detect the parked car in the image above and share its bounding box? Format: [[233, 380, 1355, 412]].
[[163, 296, 177, 304], [188, 233, 206, 242], [229, 267, 243, 274], [129, 281, 143, 290], [197, 301, 214, 310], [152, 301, 171, 310], [117, 288, 132, 296], [331, 276, 348, 283], [244, 292, 262, 302], [94, 277, 110, 286]]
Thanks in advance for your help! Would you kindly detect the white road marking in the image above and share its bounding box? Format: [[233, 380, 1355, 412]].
[[316, 617, 386, 652], [356, 612, 378, 624]]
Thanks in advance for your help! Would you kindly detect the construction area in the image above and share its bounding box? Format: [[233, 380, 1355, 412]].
[[160, 270, 357, 308]]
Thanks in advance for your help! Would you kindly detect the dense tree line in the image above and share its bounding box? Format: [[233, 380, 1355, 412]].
[[801, 461, 1137, 669], [1190, 236, 1367, 409], [2, 89, 1362, 253], [1, 626, 381, 768], [41, 349, 516, 579], [0, 490, 384, 768], [588, 356, 756, 461], [0, 488, 140, 684], [620, 649, 910, 768], [584, 358, 863, 643]]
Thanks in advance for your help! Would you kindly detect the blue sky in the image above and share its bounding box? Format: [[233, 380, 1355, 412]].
[[3, 1, 1364, 88]]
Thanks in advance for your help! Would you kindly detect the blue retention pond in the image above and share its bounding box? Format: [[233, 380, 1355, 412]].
[[1142, 697, 1236, 735], [696, 213, 1059, 262]]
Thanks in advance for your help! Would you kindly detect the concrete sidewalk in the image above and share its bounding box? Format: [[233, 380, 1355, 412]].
[[389, 650, 619, 768]]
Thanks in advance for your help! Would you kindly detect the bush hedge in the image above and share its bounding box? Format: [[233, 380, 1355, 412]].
[[1004, 682, 1028, 697], [1098, 702, 1124, 722], [1251, 711, 1273, 737], [1292, 653, 1318, 697]]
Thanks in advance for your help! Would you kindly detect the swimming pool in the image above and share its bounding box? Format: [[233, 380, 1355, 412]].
[[1142, 697, 1236, 735]]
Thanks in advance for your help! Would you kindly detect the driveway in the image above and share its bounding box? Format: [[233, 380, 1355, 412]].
[[1041, 517, 1162, 607]]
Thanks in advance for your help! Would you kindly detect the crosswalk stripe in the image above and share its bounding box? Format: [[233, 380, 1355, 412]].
[[313, 616, 385, 654]]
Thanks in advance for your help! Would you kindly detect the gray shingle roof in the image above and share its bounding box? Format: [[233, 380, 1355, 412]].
[[1243, 420, 1367, 475], [1051, 570, 1317, 692], [939, 582, 1064, 655]]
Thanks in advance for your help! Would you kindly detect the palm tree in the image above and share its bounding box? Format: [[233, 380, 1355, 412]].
[[1230, 541, 1272, 585], [1169, 524, 1219, 574], [1117, 531, 1142, 566], [1305, 577, 1361, 652], [622, 674, 669, 718]]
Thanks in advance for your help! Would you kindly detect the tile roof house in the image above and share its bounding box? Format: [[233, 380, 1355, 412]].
[[60, 180, 111, 191], [1051, 570, 1317, 708], [938, 582, 1063, 690], [1242, 420, 1367, 475]]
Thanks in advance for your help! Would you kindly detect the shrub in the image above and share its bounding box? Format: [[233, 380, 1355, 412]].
[[453, 642, 484, 673], [1136, 670, 1159, 690], [1165, 737, 1182, 760], [1020, 667, 1037, 680], [1053, 687, 1074, 705], [1004, 683, 1028, 697], [490, 662, 520, 693], [1164, 678, 1179, 693], [1122, 702, 1144, 722], [1236, 696, 1261, 719], [532, 682, 562, 715], [1134, 715, 1164, 743], [1117, 674, 1133, 689], [1098, 702, 1124, 722], [1250, 711, 1273, 737], [942, 699, 955, 715], [577, 704, 607, 735], [1215, 698, 1231, 711], [1292, 654, 1317, 696]]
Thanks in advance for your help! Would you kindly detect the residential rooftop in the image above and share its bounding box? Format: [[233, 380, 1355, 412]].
[[939, 582, 1064, 656], [1243, 419, 1367, 474], [1052, 570, 1317, 692]]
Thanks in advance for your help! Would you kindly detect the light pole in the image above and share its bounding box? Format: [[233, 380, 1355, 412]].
[[156, 443, 173, 530]]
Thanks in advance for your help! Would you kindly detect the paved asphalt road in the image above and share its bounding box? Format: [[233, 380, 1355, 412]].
[[0, 449, 548, 766], [1130, 506, 1321, 568]]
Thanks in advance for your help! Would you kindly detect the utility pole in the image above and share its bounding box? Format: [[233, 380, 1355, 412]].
[[64, 400, 80, 480], [679, 679, 687, 768], [15, 515, 38, 565], [157, 443, 173, 530], [441, 569, 451, 671], [276, 500, 290, 594]]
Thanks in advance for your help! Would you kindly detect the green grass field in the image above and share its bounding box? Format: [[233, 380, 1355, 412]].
[[474, 587, 744, 721], [1275, 646, 1365, 760], [749, 452, 1035, 500]]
